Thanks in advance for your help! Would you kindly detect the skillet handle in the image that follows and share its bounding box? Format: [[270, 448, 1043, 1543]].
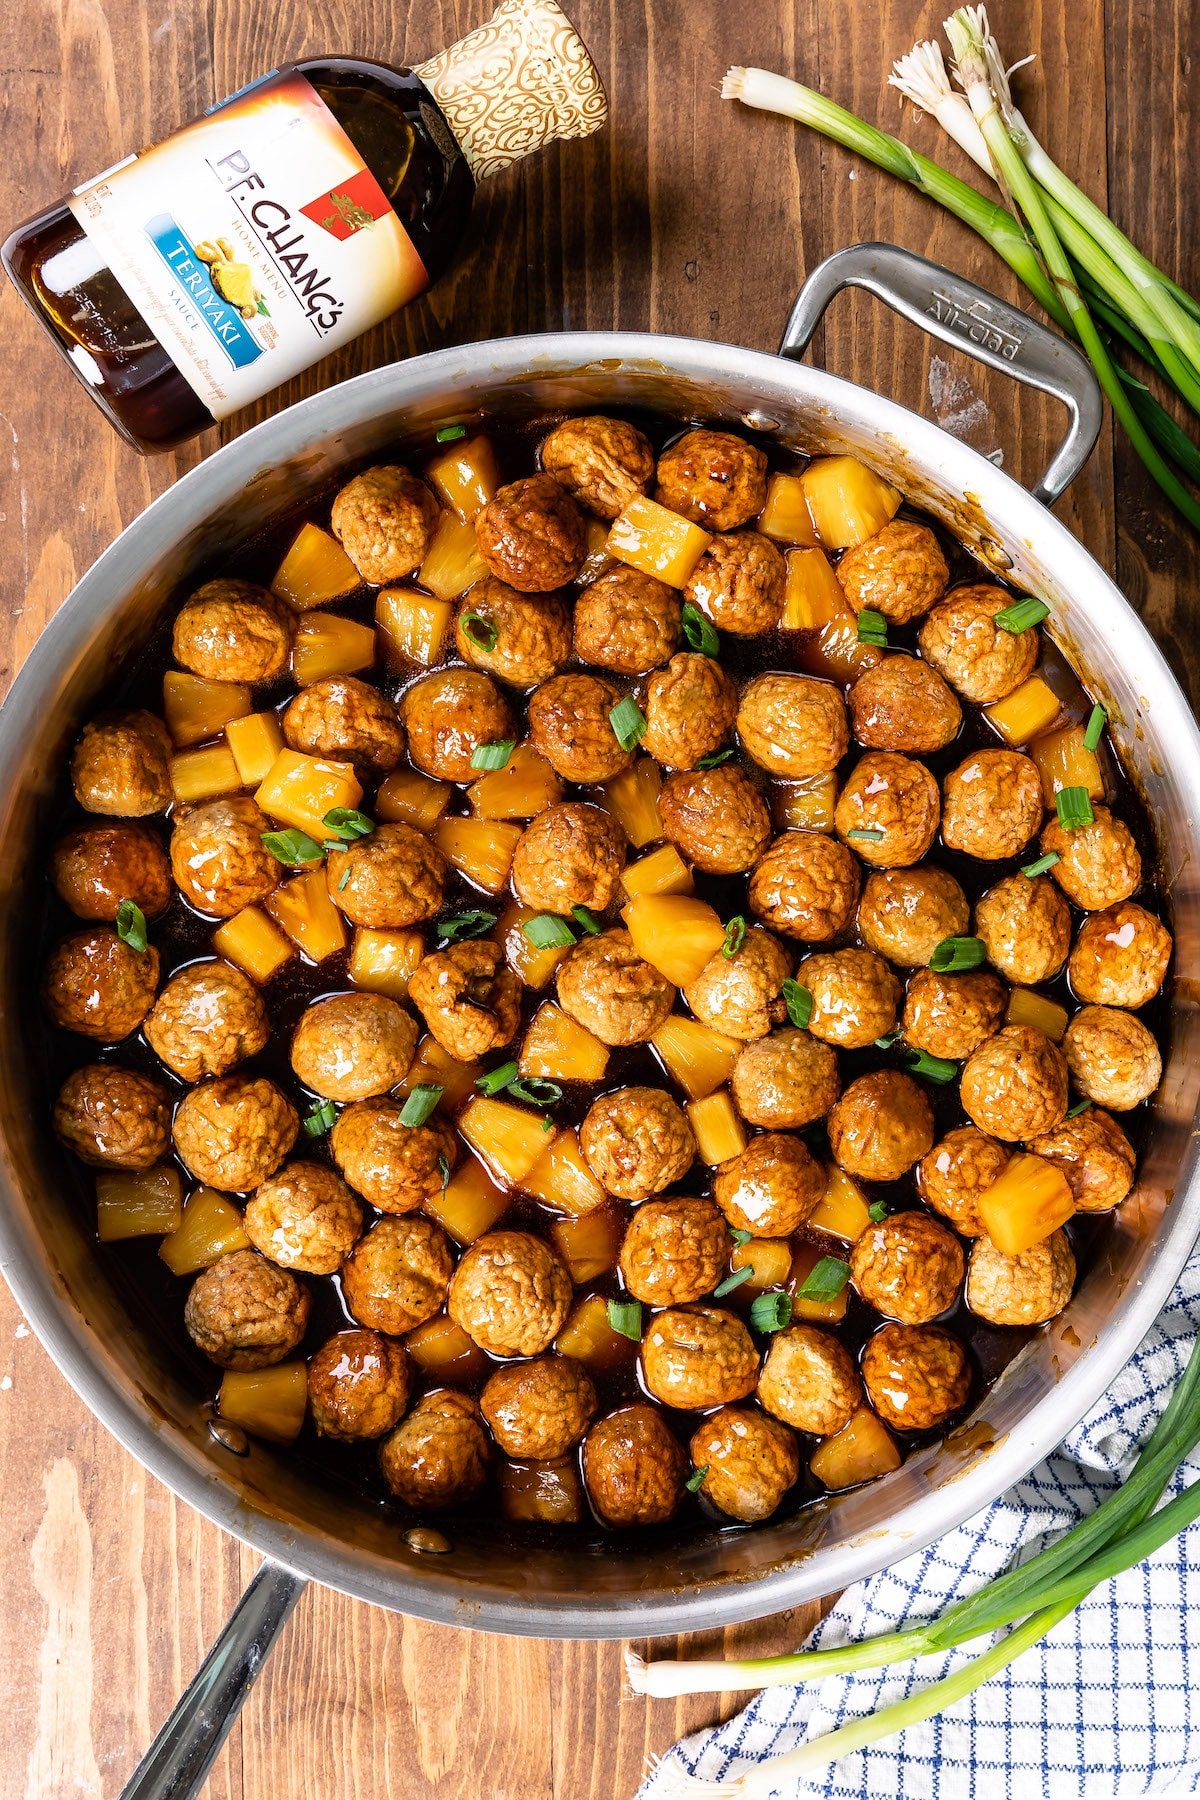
[[778, 241, 1103, 506], [117, 1560, 307, 1800]]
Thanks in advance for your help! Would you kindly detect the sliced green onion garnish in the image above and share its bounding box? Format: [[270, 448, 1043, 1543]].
[[337, 865, 352, 892], [522, 914, 576, 949], [929, 935, 986, 974], [681, 602, 720, 657], [782, 978, 813, 1030], [508, 1077, 563, 1107], [695, 746, 736, 769], [470, 739, 515, 772], [1066, 1097, 1094, 1118], [399, 1084, 443, 1127], [796, 1256, 850, 1302], [541, 1115, 555, 1132], [730, 1227, 753, 1247], [475, 1061, 519, 1097], [609, 695, 647, 751], [323, 807, 375, 840], [749, 1289, 792, 1333], [1021, 850, 1061, 878], [1083, 704, 1107, 752], [722, 916, 747, 959], [1056, 785, 1095, 830], [994, 597, 1050, 633], [115, 898, 148, 954], [867, 1199, 889, 1223], [686, 1465, 709, 1493], [856, 608, 888, 645], [461, 612, 499, 651], [436, 909, 497, 943], [847, 827, 885, 843], [436, 423, 468, 443], [261, 828, 324, 866], [607, 1298, 643, 1340], [905, 1048, 959, 1083], [714, 1264, 754, 1297], [438, 1152, 451, 1192], [302, 1098, 336, 1137], [571, 905, 602, 935], [874, 1030, 902, 1050]]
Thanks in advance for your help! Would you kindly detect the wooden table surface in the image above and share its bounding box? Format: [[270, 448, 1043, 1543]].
[[1, 0, 1197, 1795]]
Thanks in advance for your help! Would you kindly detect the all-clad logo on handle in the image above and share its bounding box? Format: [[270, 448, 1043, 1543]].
[[926, 286, 1025, 362]]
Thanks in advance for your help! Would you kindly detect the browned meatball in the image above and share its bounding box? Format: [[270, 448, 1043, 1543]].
[[689, 1407, 800, 1521], [858, 867, 969, 968], [642, 651, 739, 769], [480, 1354, 598, 1458], [331, 465, 438, 583], [308, 1330, 410, 1440], [942, 749, 1042, 861], [917, 583, 1039, 703], [902, 968, 1007, 1062], [184, 1248, 309, 1370], [974, 874, 1071, 986], [1062, 1006, 1162, 1111], [659, 764, 772, 875], [618, 1196, 728, 1305], [736, 673, 848, 779], [655, 429, 767, 530], [170, 796, 279, 917], [828, 1071, 935, 1182], [42, 928, 159, 1041], [53, 1063, 171, 1169], [642, 1306, 759, 1408], [453, 578, 573, 687], [848, 655, 962, 754], [541, 415, 655, 519], [917, 1125, 1009, 1236], [800, 948, 901, 1050], [282, 676, 404, 773], [476, 474, 587, 592], [1068, 902, 1172, 1008], [448, 1230, 572, 1357], [861, 1324, 971, 1432], [966, 1230, 1075, 1325], [836, 520, 949, 624], [573, 567, 681, 674], [144, 959, 269, 1081], [527, 671, 633, 784], [960, 1025, 1068, 1141], [580, 1087, 695, 1201], [399, 668, 516, 782], [685, 926, 792, 1041], [173, 1076, 298, 1191], [1040, 804, 1142, 912], [71, 710, 172, 817], [330, 1099, 458, 1213], [326, 822, 447, 929], [244, 1162, 363, 1274], [757, 1325, 861, 1436], [555, 928, 675, 1046], [342, 1215, 454, 1334], [380, 1389, 489, 1509], [731, 1031, 841, 1131], [51, 824, 172, 922], [713, 1132, 825, 1235], [850, 1212, 964, 1324], [172, 579, 293, 683], [683, 531, 786, 636], [510, 802, 626, 915], [1028, 1106, 1136, 1212], [750, 832, 861, 943], [834, 753, 940, 868], [407, 941, 521, 1061], [291, 992, 418, 1101], [582, 1403, 687, 1525]]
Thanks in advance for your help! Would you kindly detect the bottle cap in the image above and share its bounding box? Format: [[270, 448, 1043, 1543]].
[[415, 0, 607, 183]]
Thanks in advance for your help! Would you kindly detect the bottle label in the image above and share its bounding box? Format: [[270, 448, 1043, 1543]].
[[68, 72, 429, 421]]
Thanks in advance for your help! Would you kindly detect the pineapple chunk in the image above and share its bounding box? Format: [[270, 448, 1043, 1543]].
[[159, 1186, 250, 1275], [651, 1016, 741, 1101], [376, 769, 452, 831], [621, 842, 693, 899], [292, 611, 376, 685], [459, 1096, 550, 1185], [424, 1157, 510, 1245], [759, 470, 821, 546], [97, 1166, 183, 1241], [406, 1314, 490, 1384], [523, 1129, 607, 1216], [986, 675, 1063, 748], [468, 745, 563, 821], [219, 1363, 307, 1445], [163, 671, 252, 747], [729, 1236, 794, 1294], [499, 902, 571, 990], [272, 522, 359, 610], [577, 515, 612, 584], [212, 906, 294, 983], [782, 547, 849, 630], [433, 816, 522, 893], [1030, 723, 1104, 807], [801, 456, 902, 549], [499, 1457, 584, 1524], [789, 1241, 850, 1323], [376, 587, 453, 667], [397, 1036, 482, 1112], [349, 927, 424, 1000], [774, 772, 837, 833], [597, 758, 664, 848], [809, 1166, 871, 1242], [555, 1293, 637, 1372], [687, 1090, 747, 1165], [606, 496, 711, 586], [623, 893, 723, 986], [977, 1152, 1074, 1255], [255, 749, 363, 841], [226, 711, 285, 786], [809, 1407, 902, 1489], [519, 1003, 610, 1083], [426, 433, 499, 521], [550, 1204, 625, 1284], [169, 742, 243, 804], [266, 867, 348, 962], [797, 613, 884, 685], [1006, 987, 1069, 1042], [418, 510, 488, 601]]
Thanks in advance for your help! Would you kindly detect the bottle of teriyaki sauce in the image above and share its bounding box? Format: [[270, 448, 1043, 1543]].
[[2, 0, 606, 452]]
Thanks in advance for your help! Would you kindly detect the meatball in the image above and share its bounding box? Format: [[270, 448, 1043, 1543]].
[[642, 1306, 759, 1409], [828, 1071, 934, 1182], [848, 655, 962, 754], [966, 1229, 1075, 1326], [53, 1064, 171, 1169], [799, 948, 901, 1050], [689, 1407, 800, 1522], [480, 1354, 598, 1458], [527, 672, 632, 784], [407, 941, 521, 1061], [916, 1125, 1009, 1237], [1028, 1106, 1136, 1212], [582, 1403, 688, 1526], [685, 927, 791, 1042], [71, 710, 172, 817], [942, 749, 1042, 860], [330, 464, 439, 583], [244, 1162, 363, 1275], [1062, 1006, 1162, 1111], [749, 832, 861, 943], [379, 1390, 489, 1510], [555, 929, 675, 1046], [540, 414, 655, 519], [291, 992, 418, 1101], [683, 531, 786, 636], [143, 959, 270, 1081], [659, 764, 772, 875], [172, 579, 293, 683], [172, 1075, 298, 1191], [901, 968, 1008, 1062], [858, 867, 969, 968], [282, 676, 404, 773], [327, 822, 447, 930], [453, 579, 573, 688], [476, 474, 587, 591], [580, 1087, 695, 1201], [342, 1215, 454, 1335], [835, 519, 949, 624], [330, 1099, 458, 1213], [184, 1248, 310, 1370], [757, 1324, 861, 1436], [1039, 804, 1142, 912], [618, 1196, 729, 1306], [736, 673, 848, 778], [850, 1212, 964, 1324], [731, 1031, 841, 1131], [42, 928, 159, 1041], [642, 652, 739, 769], [170, 796, 279, 917], [917, 583, 1039, 703], [51, 824, 172, 922], [834, 753, 940, 868], [308, 1330, 410, 1440], [1068, 902, 1172, 1008], [448, 1230, 572, 1357], [975, 874, 1071, 986], [861, 1324, 971, 1432], [655, 429, 767, 530], [573, 567, 681, 673], [510, 803, 626, 915], [399, 668, 516, 782], [960, 1025, 1068, 1140], [712, 1131, 825, 1235]]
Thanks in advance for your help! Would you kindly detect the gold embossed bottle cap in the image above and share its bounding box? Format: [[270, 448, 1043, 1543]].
[[415, 0, 607, 183]]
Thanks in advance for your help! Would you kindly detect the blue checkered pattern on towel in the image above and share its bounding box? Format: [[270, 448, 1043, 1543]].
[[639, 1251, 1200, 1800]]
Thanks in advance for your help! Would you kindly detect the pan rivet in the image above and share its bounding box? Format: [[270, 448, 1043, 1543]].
[[208, 1419, 250, 1456], [405, 1526, 452, 1555], [742, 410, 781, 432], [979, 536, 1014, 572]]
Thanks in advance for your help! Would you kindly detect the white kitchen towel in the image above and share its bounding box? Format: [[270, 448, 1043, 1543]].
[[638, 1249, 1200, 1800]]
